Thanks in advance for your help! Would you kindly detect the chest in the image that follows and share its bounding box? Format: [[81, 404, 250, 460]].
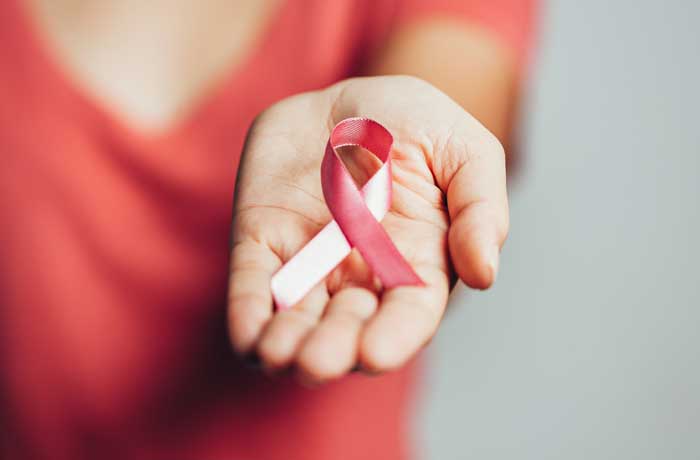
[[25, 0, 284, 133]]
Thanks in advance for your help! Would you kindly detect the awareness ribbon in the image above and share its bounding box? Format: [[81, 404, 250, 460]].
[[270, 117, 423, 310]]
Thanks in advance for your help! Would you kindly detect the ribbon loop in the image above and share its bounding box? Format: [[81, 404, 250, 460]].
[[271, 118, 422, 310]]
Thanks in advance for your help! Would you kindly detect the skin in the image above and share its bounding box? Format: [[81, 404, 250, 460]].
[[27, 0, 518, 385], [366, 18, 518, 143], [229, 76, 510, 384]]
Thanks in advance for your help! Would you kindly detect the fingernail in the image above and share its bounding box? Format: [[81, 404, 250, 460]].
[[487, 244, 500, 284], [242, 352, 262, 370], [357, 363, 383, 376], [261, 362, 285, 378], [295, 369, 323, 389]]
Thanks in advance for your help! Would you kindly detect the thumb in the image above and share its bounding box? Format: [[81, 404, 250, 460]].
[[437, 130, 509, 289]]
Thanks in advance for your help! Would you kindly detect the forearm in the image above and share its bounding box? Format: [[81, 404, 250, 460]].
[[365, 18, 519, 146]]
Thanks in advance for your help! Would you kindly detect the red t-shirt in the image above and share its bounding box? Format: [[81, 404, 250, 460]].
[[1, 1, 536, 459]]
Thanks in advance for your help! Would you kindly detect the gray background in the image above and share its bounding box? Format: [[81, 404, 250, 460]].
[[421, 1, 700, 459]]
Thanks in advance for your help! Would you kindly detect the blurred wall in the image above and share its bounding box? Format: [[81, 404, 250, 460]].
[[421, 1, 700, 459]]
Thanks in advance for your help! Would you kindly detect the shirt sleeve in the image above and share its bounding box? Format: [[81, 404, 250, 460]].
[[369, 0, 539, 73]]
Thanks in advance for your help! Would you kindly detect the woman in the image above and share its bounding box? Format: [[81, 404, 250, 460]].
[[0, 0, 536, 458]]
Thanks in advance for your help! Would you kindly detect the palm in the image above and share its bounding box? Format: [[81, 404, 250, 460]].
[[228, 77, 508, 383]]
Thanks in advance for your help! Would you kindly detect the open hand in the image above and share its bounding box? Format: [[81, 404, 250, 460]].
[[228, 76, 508, 384]]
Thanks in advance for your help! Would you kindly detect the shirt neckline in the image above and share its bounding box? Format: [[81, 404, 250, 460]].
[[10, 0, 292, 148]]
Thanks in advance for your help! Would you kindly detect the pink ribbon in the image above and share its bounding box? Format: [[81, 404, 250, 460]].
[[271, 117, 423, 310]]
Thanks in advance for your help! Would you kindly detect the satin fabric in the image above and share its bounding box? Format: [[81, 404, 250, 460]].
[[271, 118, 422, 309]]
